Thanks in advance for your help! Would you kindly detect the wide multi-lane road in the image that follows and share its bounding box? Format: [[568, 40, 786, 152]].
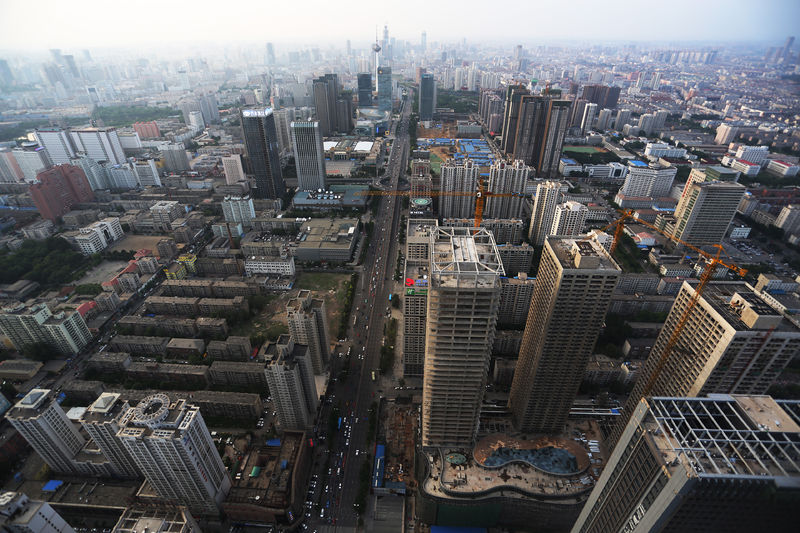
[[311, 92, 411, 532]]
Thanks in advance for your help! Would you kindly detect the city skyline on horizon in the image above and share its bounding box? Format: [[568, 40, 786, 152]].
[[0, 0, 798, 51]]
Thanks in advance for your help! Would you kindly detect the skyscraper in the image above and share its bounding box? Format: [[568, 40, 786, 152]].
[[264, 337, 318, 431], [266, 42, 276, 64], [79, 392, 140, 478], [313, 74, 339, 136], [34, 128, 75, 165], [421, 227, 504, 449], [0, 148, 23, 183], [580, 84, 621, 109], [377, 66, 392, 113], [614, 109, 631, 130], [222, 154, 245, 185], [160, 143, 190, 172], [73, 154, 110, 190], [291, 121, 326, 191], [551, 201, 588, 237], [527, 180, 562, 244], [13, 144, 51, 182], [439, 160, 479, 219], [419, 73, 436, 122], [595, 108, 612, 131], [509, 95, 570, 177], [668, 178, 746, 247], [537, 99, 571, 177], [579, 102, 598, 135], [287, 290, 330, 374], [118, 394, 231, 516], [7, 389, 86, 474], [509, 237, 620, 434], [403, 219, 438, 376], [240, 108, 285, 200], [500, 85, 529, 153], [357, 73, 373, 107], [484, 160, 529, 219], [573, 395, 800, 533], [610, 280, 800, 447], [69, 128, 126, 165], [28, 164, 95, 221]]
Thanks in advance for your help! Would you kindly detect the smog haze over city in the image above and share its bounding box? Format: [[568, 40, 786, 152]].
[[0, 0, 799, 532]]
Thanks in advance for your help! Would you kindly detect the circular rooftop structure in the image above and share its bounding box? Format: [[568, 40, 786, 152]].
[[412, 198, 432, 206], [474, 434, 589, 476], [132, 393, 171, 428]]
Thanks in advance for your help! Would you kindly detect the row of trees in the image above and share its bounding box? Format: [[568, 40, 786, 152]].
[[0, 237, 87, 286]]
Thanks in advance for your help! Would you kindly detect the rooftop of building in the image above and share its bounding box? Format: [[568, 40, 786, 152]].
[[80, 392, 129, 424], [112, 507, 196, 533], [166, 338, 206, 350], [646, 395, 800, 481], [429, 227, 504, 287], [8, 388, 53, 416], [686, 280, 799, 333], [210, 360, 265, 372], [225, 430, 305, 510], [547, 236, 621, 272]]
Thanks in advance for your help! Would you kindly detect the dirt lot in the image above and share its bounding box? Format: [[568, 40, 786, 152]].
[[107, 234, 166, 253], [72, 260, 129, 285], [230, 272, 352, 346]]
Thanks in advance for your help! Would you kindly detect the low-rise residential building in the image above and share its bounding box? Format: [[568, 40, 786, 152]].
[[244, 255, 296, 276], [209, 361, 267, 387], [110, 335, 169, 356], [206, 336, 252, 361]]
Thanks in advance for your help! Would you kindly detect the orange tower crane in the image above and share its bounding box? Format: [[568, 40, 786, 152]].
[[600, 209, 748, 397]]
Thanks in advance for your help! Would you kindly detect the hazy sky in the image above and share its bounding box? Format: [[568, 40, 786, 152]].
[[0, 0, 798, 51]]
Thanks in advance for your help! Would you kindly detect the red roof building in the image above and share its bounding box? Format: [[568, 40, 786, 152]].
[[29, 164, 95, 221]]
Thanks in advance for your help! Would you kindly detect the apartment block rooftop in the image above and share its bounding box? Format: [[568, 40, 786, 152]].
[[686, 280, 800, 332], [429, 227, 504, 288], [547, 236, 620, 272]]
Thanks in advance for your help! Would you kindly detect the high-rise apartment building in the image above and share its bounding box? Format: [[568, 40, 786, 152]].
[[594, 108, 612, 131], [668, 178, 745, 247], [149, 200, 183, 231], [421, 227, 503, 449], [240, 108, 285, 200], [70, 128, 126, 165], [611, 281, 800, 447], [498, 273, 536, 328], [511, 97, 570, 178], [0, 148, 24, 183], [484, 160, 529, 220], [775, 204, 800, 234], [509, 237, 620, 434], [618, 161, 677, 198], [28, 164, 94, 221], [614, 109, 631, 131], [574, 395, 800, 533], [160, 143, 190, 172], [439, 160, 479, 219], [34, 128, 75, 165], [264, 337, 318, 431], [377, 66, 392, 113], [500, 85, 529, 154], [7, 389, 86, 474], [0, 303, 92, 356], [118, 394, 231, 516], [222, 154, 245, 185], [579, 102, 598, 135], [528, 180, 562, 244], [14, 143, 52, 183], [222, 195, 256, 228], [287, 290, 330, 374], [73, 154, 110, 190], [715, 123, 739, 145], [551, 201, 588, 237], [291, 121, 326, 191], [79, 392, 140, 478], [403, 219, 438, 376], [132, 159, 160, 187], [419, 73, 436, 122], [581, 84, 621, 109]]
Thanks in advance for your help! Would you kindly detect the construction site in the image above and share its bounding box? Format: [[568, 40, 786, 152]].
[[374, 399, 419, 492]]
